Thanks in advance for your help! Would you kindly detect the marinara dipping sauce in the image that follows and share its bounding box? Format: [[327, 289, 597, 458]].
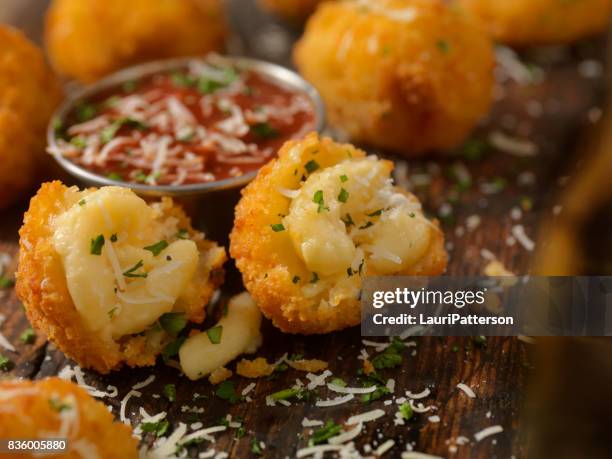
[[51, 56, 317, 186]]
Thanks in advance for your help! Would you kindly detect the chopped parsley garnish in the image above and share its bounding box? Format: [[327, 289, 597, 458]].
[[163, 384, 176, 402], [330, 377, 347, 387], [100, 118, 147, 144], [107, 307, 118, 318], [75, 103, 97, 122], [310, 272, 319, 284], [367, 209, 384, 217], [359, 221, 374, 230], [338, 188, 349, 203], [90, 234, 105, 255], [271, 223, 285, 232], [340, 174, 348, 182], [250, 122, 279, 139], [141, 419, 169, 437], [176, 228, 190, 239], [70, 136, 88, 149], [144, 240, 168, 256], [48, 397, 71, 412], [305, 160, 320, 174], [250, 437, 263, 456], [313, 190, 328, 213], [197, 78, 225, 94], [371, 338, 405, 370], [110, 233, 118, 243], [360, 373, 391, 403], [0, 276, 14, 289], [347, 267, 354, 277], [270, 388, 302, 401], [171, 72, 196, 87], [52, 117, 64, 138], [399, 401, 413, 420], [461, 138, 489, 161], [122, 80, 138, 92], [78, 199, 86, 206], [123, 260, 147, 278], [473, 335, 487, 348], [159, 313, 187, 336], [19, 328, 35, 344], [0, 354, 12, 371], [206, 325, 223, 344], [216, 380, 240, 404], [342, 213, 355, 227], [292, 275, 300, 284], [162, 337, 186, 362], [436, 39, 451, 54], [107, 172, 123, 181], [309, 420, 342, 445]]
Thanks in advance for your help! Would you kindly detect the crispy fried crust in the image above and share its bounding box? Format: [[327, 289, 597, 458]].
[[294, 0, 494, 156], [230, 133, 447, 334], [258, 0, 328, 22], [0, 25, 62, 209], [45, 0, 228, 83], [16, 181, 226, 373], [0, 378, 138, 459], [458, 0, 612, 46]]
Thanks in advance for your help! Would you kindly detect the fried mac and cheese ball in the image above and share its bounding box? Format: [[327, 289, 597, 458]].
[[294, 0, 494, 156], [45, 0, 228, 83], [0, 26, 62, 209], [259, 0, 328, 22], [0, 378, 138, 459], [457, 0, 612, 46], [16, 181, 226, 373], [230, 134, 447, 334]]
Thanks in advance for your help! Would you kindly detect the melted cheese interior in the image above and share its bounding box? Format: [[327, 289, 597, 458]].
[[179, 292, 262, 380], [52, 187, 198, 340], [284, 157, 432, 303]]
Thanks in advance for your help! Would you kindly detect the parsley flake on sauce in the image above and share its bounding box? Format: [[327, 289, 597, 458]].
[[250, 122, 279, 139]]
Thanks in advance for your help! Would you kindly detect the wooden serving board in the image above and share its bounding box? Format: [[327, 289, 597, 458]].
[[0, 1, 609, 457]]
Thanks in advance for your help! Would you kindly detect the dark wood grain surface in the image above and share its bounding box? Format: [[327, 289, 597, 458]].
[[0, 1, 609, 458]]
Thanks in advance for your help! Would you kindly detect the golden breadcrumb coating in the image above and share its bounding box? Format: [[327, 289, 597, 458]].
[[294, 0, 494, 156], [0, 25, 62, 209], [236, 357, 277, 378], [0, 378, 138, 459], [457, 0, 612, 46], [45, 0, 228, 83], [230, 133, 447, 334], [208, 367, 233, 385], [16, 181, 226, 373], [287, 358, 328, 372], [259, 0, 328, 21]]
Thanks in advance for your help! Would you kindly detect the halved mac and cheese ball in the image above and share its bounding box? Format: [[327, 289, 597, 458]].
[[0, 378, 138, 459], [294, 0, 494, 156], [16, 181, 226, 373], [258, 0, 328, 22], [45, 0, 228, 83], [230, 133, 447, 334], [457, 0, 612, 46]]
